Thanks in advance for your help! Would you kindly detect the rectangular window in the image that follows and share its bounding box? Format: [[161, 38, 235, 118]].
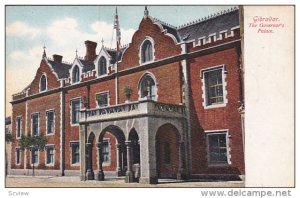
[[71, 99, 81, 124], [96, 92, 109, 107], [71, 143, 80, 164], [16, 117, 21, 138], [207, 133, 228, 165], [163, 142, 170, 164], [46, 111, 54, 134], [31, 148, 39, 164], [102, 140, 110, 163], [46, 146, 54, 165], [204, 69, 224, 106], [31, 113, 39, 136], [16, 148, 21, 165]]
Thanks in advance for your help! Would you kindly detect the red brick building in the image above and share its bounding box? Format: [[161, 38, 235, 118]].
[[10, 7, 245, 184]]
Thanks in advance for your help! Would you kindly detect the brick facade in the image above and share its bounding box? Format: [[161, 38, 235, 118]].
[[10, 7, 244, 182]]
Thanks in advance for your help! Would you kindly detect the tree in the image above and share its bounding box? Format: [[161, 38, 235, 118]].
[[19, 133, 47, 176]]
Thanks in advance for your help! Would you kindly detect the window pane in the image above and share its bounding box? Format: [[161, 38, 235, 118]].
[[32, 114, 39, 136], [47, 111, 54, 134], [102, 141, 110, 163], [205, 69, 224, 105], [72, 144, 80, 164], [208, 133, 228, 164], [99, 57, 107, 75], [17, 117, 21, 137], [96, 93, 108, 107], [47, 147, 54, 164], [72, 100, 80, 124]]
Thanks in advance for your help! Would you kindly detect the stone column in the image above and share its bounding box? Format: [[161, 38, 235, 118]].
[[177, 141, 186, 180], [86, 143, 94, 180], [79, 124, 86, 181], [116, 143, 123, 176], [96, 142, 105, 181], [125, 141, 134, 183]]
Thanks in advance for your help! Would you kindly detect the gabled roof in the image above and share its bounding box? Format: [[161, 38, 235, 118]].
[[47, 59, 72, 79]]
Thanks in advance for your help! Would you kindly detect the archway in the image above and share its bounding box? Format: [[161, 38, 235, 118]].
[[129, 129, 140, 182], [96, 125, 126, 181], [155, 124, 182, 179]]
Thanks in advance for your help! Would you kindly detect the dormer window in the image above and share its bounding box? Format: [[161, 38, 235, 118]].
[[72, 65, 80, 83], [139, 73, 157, 100], [40, 74, 47, 92], [98, 56, 107, 76], [140, 38, 155, 64]]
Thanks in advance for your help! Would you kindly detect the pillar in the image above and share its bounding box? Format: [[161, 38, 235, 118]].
[[96, 142, 105, 181], [177, 141, 186, 180], [116, 143, 123, 176], [86, 143, 94, 180], [125, 141, 134, 183]]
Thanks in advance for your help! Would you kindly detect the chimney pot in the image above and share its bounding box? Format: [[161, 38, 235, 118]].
[[53, 54, 63, 63], [84, 40, 97, 61]]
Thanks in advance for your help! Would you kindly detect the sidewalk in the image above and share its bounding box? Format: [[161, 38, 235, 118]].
[[6, 176, 244, 188]]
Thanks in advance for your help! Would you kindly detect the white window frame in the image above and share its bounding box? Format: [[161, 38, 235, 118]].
[[31, 112, 40, 136], [102, 138, 111, 166], [95, 91, 110, 108], [138, 72, 158, 101], [98, 56, 108, 77], [70, 97, 81, 126], [15, 147, 21, 165], [39, 73, 47, 92], [71, 65, 81, 84], [201, 64, 228, 109], [30, 147, 39, 165], [46, 110, 55, 135], [45, 144, 55, 166], [205, 129, 231, 167], [139, 36, 155, 65], [70, 141, 80, 166], [16, 116, 22, 139]]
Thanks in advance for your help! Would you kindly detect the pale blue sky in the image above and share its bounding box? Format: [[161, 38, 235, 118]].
[[5, 5, 234, 116]]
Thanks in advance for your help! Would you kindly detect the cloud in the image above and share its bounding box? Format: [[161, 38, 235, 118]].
[[6, 21, 41, 38]]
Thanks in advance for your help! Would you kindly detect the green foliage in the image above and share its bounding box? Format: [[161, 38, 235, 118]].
[[19, 133, 47, 151], [123, 86, 132, 95], [5, 133, 14, 143]]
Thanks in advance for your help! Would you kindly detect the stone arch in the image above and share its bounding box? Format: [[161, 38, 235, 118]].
[[138, 72, 158, 101], [155, 123, 182, 179]]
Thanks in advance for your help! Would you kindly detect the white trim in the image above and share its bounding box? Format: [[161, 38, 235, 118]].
[[15, 116, 22, 139], [39, 73, 48, 93], [205, 130, 231, 167], [138, 72, 158, 101], [45, 144, 55, 166], [139, 36, 156, 65], [15, 147, 22, 165], [201, 64, 228, 109], [69, 58, 83, 84], [45, 109, 55, 136], [30, 147, 39, 166], [30, 112, 40, 136], [95, 91, 110, 108], [70, 141, 80, 166], [69, 97, 81, 126]]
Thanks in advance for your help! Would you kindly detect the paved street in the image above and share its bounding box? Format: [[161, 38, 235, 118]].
[[6, 176, 244, 188]]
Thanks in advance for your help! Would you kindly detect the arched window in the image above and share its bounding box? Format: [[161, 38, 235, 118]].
[[98, 56, 107, 76], [40, 74, 47, 92], [72, 66, 80, 83], [141, 40, 153, 63], [139, 74, 156, 100]]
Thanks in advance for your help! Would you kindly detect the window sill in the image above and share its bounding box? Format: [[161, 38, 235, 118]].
[[70, 123, 80, 127], [45, 163, 55, 166], [102, 162, 111, 167], [203, 103, 227, 109], [71, 163, 80, 166], [208, 163, 230, 168], [46, 133, 55, 136]]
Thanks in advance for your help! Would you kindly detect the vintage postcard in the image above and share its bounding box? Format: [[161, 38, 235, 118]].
[[3, 3, 295, 195]]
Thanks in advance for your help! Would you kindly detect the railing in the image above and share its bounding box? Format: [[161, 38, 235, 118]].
[[80, 100, 186, 123]]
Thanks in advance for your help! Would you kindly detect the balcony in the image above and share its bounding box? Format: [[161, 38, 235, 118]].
[[79, 100, 186, 123]]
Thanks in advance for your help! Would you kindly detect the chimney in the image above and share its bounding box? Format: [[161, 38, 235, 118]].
[[53, 54, 63, 63], [84, 40, 97, 61]]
